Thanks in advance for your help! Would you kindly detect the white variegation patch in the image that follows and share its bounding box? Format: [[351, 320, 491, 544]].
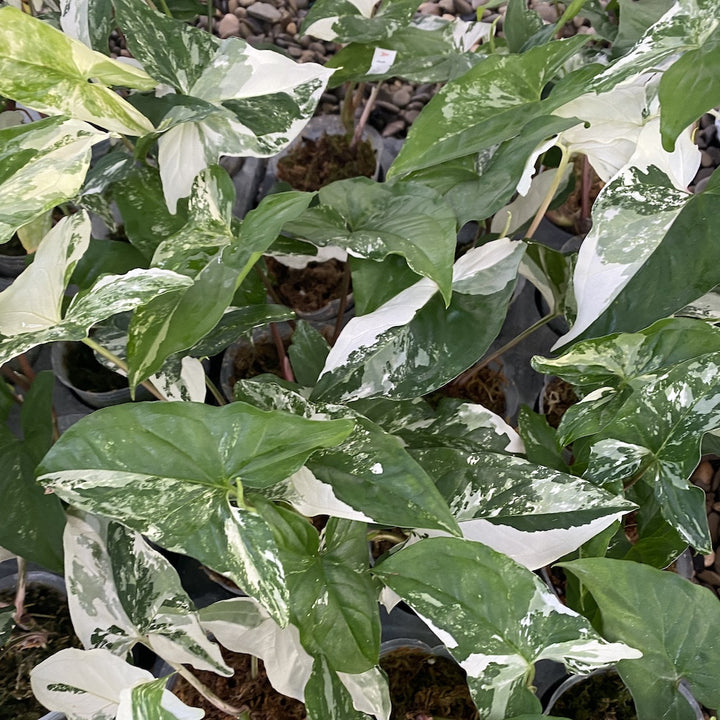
[[337, 667, 392, 720], [30, 648, 153, 719], [150, 356, 206, 402], [201, 597, 313, 701], [60, 0, 91, 46]]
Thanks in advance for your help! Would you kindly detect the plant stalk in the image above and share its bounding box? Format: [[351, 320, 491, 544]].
[[206, 0, 213, 31], [250, 655, 259, 680], [13, 557, 27, 627], [81, 337, 167, 402], [341, 81, 358, 134], [526, 143, 571, 239], [205, 375, 226, 405], [270, 322, 295, 383], [168, 661, 245, 716], [331, 262, 352, 345], [351, 83, 381, 149]]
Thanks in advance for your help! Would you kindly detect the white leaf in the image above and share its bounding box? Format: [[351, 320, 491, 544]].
[[31, 648, 152, 719], [337, 667, 392, 720]]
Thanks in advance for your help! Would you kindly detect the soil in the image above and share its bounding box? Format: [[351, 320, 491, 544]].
[[172, 650, 306, 720], [276, 132, 376, 192], [265, 256, 349, 314], [428, 362, 509, 417], [0, 234, 28, 257], [549, 671, 637, 720], [0, 583, 82, 720], [228, 334, 289, 395], [380, 646, 479, 720], [65, 341, 128, 392], [541, 376, 579, 428]]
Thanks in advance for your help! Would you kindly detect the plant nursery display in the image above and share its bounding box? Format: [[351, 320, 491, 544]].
[[1, 0, 720, 718]]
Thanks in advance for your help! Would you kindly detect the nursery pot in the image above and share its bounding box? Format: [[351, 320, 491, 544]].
[[51, 341, 152, 409], [0, 568, 74, 720], [543, 667, 704, 720]]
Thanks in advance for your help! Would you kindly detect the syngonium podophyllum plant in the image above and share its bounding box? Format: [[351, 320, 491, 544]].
[[2, 0, 720, 718]]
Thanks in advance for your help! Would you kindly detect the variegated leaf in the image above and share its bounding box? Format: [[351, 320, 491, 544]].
[[60, 0, 114, 52], [373, 537, 641, 720], [251, 506, 380, 676], [409, 447, 634, 569], [302, 0, 417, 43], [64, 511, 230, 674], [304, 656, 373, 720], [38, 402, 354, 624], [584, 353, 720, 553], [116, 677, 204, 720], [30, 648, 154, 720], [0, 6, 155, 135], [0, 118, 108, 242], [554, 166, 696, 347], [387, 37, 588, 179], [326, 16, 490, 86], [284, 178, 456, 304], [313, 238, 525, 401], [200, 597, 313, 701], [150, 356, 206, 403], [562, 558, 720, 720], [233, 379, 460, 534], [0, 212, 90, 335]]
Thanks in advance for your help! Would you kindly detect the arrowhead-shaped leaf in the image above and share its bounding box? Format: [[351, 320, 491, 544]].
[[0, 6, 155, 135], [64, 511, 230, 674], [562, 557, 720, 720], [284, 178, 456, 305], [0, 118, 108, 242], [38, 402, 354, 624], [373, 537, 641, 720], [313, 238, 525, 401]]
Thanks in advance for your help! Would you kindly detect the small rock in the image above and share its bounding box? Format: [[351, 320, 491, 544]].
[[701, 150, 714, 168], [295, 0, 309, 8], [704, 551, 716, 568], [248, 2, 282, 22], [309, 41, 326, 54], [535, 2, 557, 23], [233, 6, 247, 16], [695, 176, 711, 194], [286, 20, 297, 35], [286, 45, 303, 58], [299, 49, 316, 62], [437, 0, 454, 13], [392, 87, 412, 108], [697, 569, 720, 586], [228, 0, 238, 11], [238, 0, 254, 8], [419, 0, 441, 14], [577, 25, 595, 35], [700, 113, 716, 129], [376, 100, 401, 114], [382, 119, 406, 138], [298, 35, 312, 48], [119, 48, 131, 57], [454, 0, 473, 14], [712, 468, 720, 491], [708, 512, 720, 542], [402, 109, 420, 125]]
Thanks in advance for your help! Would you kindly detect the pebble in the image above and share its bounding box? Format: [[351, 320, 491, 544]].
[[248, 1, 282, 21], [708, 512, 719, 542], [286, 20, 297, 34], [697, 569, 720, 586], [692, 460, 714, 489], [454, 0, 473, 14], [705, 551, 716, 568], [438, 0, 455, 13], [392, 87, 412, 108], [382, 120, 406, 138], [419, 1, 441, 13]]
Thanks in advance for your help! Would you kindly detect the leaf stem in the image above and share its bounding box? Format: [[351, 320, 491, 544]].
[[270, 322, 295, 383], [250, 655, 259, 680], [526, 143, 571, 240], [367, 530, 407, 544], [168, 661, 245, 716], [351, 83, 381, 149], [206, 0, 213, 32], [157, 0, 173, 17], [81, 337, 167, 402], [13, 557, 27, 627], [331, 262, 352, 345], [205, 375, 226, 405]]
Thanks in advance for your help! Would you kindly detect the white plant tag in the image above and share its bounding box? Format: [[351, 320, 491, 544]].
[[368, 47, 397, 75]]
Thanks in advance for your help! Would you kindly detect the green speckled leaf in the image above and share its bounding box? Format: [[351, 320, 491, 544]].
[[38, 402, 353, 623], [373, 537, 641, 720], [302, 0, 417, 43], [387, 37, 588, 178], [117, 677, 204, 720], [64, 511, 230, 675], [0, 6, 155, 135], [30, 648, 154, 720], [313, 238, 525, 401], [562, 557, 720, 720], [304, 656, 372, 720], [325, 16, 489, 86], [0, 118, 107, 242], [584, 353, 720, 553], [285, 178, 456, 305], [410, 446, 633, 569]]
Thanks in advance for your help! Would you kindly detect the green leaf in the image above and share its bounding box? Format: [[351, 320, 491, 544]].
[[302, 0, 418, 43], [517, 407, 571, 473], [289, 321, 330, 387], [313, 238, 525, 401], [285, 178, 457, 305], [38, 402, 354, 623], [613, 0, 675, 56], [660, 28, 720, 151], [59, 0, 115, 53], [305, 656, 372, 720], [0, 374, 65, 572], [349, 254, 419, 316], [64, 511, 230, 675], [373, 537, 641, 720], [520, 241, 575, 320], [0, 117, 108, 242], [325, 16, 489, 86], [387, 37, 588, 178], [0, 6, 155, 135], [561, 557, 720, 720], [70, 238, 149, 292], [505, 0, 544, 53], [254, 504, 380, 675]]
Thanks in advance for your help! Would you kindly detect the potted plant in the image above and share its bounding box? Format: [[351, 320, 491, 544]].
[[1, 0, 720, 718]]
